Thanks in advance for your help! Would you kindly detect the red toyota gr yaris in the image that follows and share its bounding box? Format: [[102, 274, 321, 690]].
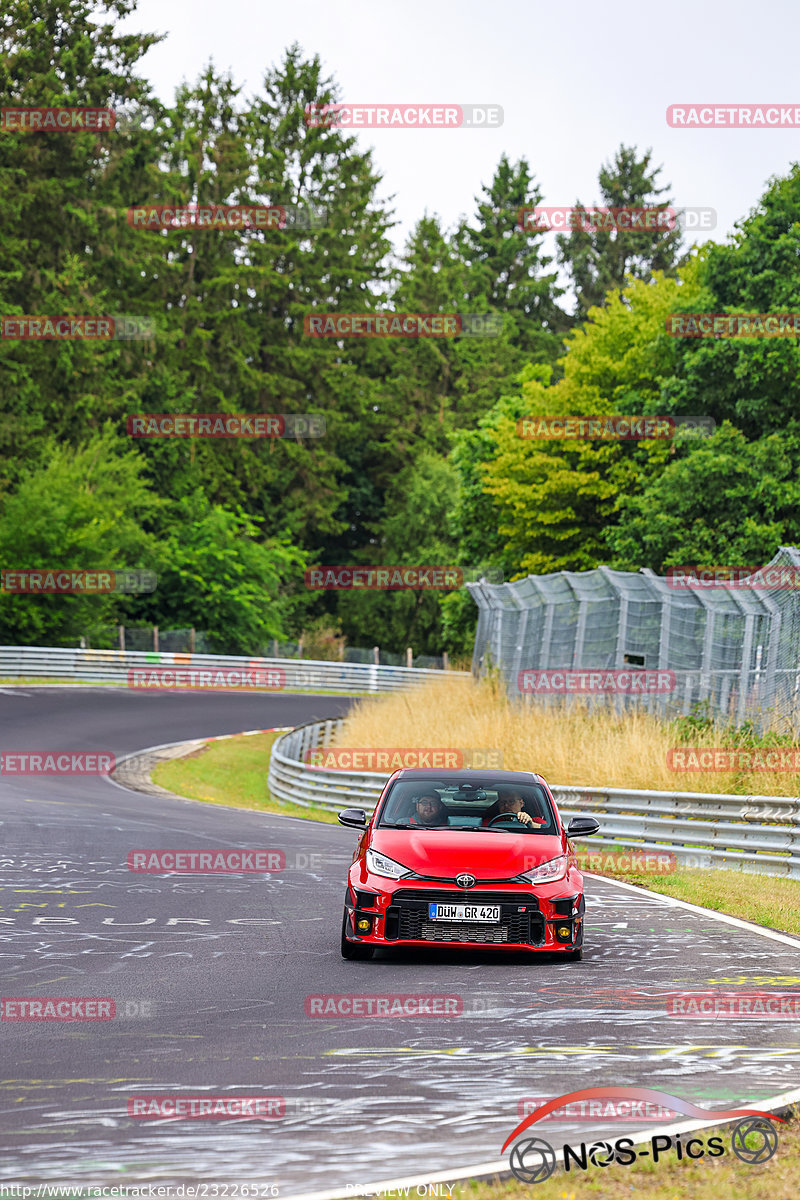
[[338, 769, 600, 961]]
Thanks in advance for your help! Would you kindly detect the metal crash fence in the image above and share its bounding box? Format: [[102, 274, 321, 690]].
[[466, 545, 800, 733], [0, 645, 468, 694], [268, 718, 800, 879]]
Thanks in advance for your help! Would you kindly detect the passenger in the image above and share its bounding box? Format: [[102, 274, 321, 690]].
[[482, 789, 536, 827], [409, 794, 450, 826]]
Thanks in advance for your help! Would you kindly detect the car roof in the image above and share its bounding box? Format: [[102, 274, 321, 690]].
[[389, 769, 546, 785]]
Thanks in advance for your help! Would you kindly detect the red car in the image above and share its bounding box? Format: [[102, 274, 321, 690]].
[[338, 769, 600, 961]]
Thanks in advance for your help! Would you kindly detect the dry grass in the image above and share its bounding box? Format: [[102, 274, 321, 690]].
[[338, 676, 800, 795]]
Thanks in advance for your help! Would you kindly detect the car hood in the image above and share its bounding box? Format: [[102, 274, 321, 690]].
[[370, 828, 565, 879]]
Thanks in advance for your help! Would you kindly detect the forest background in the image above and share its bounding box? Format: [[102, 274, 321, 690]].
[[3, 0, 800, 660]]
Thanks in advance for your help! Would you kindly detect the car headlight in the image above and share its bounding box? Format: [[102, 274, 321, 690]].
[[366, 849, 413, 880], [518, 855, 568, 884]]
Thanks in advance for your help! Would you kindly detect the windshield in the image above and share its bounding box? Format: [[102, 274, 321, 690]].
[[377, 781, 557, 832]]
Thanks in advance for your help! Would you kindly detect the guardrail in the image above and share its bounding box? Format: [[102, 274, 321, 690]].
[[267, 717, 800, 878], [0, 645, 468, 694]]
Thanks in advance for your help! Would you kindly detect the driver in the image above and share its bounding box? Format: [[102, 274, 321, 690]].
[[482, 789, 535, 827], [409, 793, 450, 826]]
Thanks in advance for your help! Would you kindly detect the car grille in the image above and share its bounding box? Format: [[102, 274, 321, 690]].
[[386, 889, 544, 946], [419, 921, 509, 943]]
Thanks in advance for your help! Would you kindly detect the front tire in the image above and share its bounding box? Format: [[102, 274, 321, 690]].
[[340, 909, 374, 960]]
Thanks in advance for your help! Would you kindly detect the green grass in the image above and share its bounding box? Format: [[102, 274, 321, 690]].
[[595, 863, 800, 937], [448, 1109, 800, 1200], [152, 732, 342, 824]]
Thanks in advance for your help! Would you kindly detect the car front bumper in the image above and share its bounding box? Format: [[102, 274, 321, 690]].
[[345, 872, 585, 952]]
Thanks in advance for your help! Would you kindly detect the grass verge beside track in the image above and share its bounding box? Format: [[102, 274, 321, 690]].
[[152, 731, 341, 825], [593, 864, 800, 937], [152, 731, 800, 933], [451, 1108, 800, 1200]]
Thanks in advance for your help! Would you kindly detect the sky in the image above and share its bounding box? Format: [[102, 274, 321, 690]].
[[117, 0, 800, 258]]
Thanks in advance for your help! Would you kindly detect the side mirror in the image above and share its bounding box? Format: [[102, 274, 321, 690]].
[[567, 816, 600, 837], [338, 808, 367, 828]]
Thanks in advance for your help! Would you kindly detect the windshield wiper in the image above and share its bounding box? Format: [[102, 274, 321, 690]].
[[480, 825, 533, 833]]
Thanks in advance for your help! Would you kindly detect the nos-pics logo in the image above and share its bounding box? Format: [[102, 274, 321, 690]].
[[502, 1087, 782, 1184]]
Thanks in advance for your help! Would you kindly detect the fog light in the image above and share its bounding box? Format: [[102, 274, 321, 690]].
[[556, 924, 572, 942], [356, 917, 372, 933]]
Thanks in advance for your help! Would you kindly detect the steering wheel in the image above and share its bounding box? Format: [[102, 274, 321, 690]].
[[488, 812, 524, 826]]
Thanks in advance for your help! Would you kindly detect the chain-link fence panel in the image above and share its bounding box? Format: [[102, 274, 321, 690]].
[[467, 546, 800, 733]]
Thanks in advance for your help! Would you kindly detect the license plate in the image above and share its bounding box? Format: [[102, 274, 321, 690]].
[[428, 903, 500, 921]]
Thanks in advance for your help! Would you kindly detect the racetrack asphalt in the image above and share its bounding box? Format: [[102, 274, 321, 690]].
[[1, 687, 800, 1192]]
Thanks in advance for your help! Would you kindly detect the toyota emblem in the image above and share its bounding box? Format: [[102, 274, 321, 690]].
[[456, 873, 476, 888]]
